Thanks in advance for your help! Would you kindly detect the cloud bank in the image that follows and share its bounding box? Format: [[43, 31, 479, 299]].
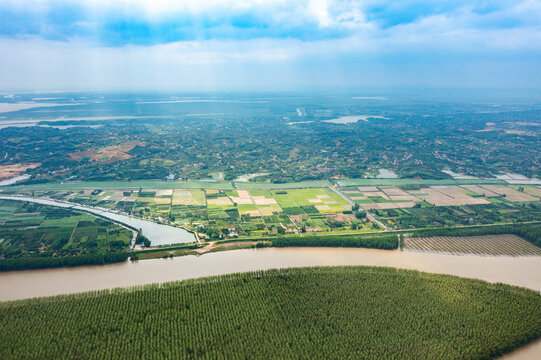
[[0, 0, 540, 90]]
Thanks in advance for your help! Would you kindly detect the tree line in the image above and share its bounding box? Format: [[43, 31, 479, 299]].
[[0, 252, 129, 272], [271, 234, 398, 249]]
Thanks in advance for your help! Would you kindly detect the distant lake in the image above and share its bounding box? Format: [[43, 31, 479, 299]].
[[324, 115, 388, 124]]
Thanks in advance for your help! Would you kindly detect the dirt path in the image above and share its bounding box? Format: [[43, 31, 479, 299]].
[[196, 242, 215, 254], [68, 220, 79, 244]]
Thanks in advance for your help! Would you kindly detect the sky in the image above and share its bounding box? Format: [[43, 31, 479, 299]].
[[0, 0, 541, 91]]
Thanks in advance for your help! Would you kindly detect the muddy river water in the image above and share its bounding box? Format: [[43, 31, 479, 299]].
[[0, 235, 540, 358]]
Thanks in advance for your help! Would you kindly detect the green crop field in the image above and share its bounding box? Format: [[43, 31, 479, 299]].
[[1, 267, 540, 359], [0, 199, 132, 269], [373, 201, 541, 229], [270, 188, 347, 210], [3, 182, 540, 242]]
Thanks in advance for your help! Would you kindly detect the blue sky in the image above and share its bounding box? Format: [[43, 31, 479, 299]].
[[0, 0, 540, 91]]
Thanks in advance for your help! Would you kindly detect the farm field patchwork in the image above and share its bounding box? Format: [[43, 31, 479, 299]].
[[371, 200, 541, 229], [404, 234, 541, 256], [410, 186, 491, 206], [339, 185, 499, 209], [521, 186, 541, 198], [2, 184, 540, 238], [342, 186, 420, 209], [479, 185, 539, 202], [336, 185, 541, 229], [336, 178, 505, 186], [0, 199, 132, 261], [272, 188, 350, 211]]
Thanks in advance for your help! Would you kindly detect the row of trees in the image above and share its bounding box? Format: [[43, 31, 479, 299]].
[[136, 232, 151, 247], [0, 252, 129, 271], [271, 234, 398, 249]]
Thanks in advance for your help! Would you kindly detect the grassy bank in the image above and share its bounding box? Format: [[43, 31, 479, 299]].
[[1, 266, 540, 359]]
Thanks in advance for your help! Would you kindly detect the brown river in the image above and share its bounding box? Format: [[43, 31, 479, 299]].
[[1, 247, 540, 359]]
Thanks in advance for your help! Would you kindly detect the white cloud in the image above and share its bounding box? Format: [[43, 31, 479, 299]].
[[308, 0, 332, 27], [1, 0, 541, 90]]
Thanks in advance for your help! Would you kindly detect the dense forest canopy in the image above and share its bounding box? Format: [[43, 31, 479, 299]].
[[1, 267, 540, 359]]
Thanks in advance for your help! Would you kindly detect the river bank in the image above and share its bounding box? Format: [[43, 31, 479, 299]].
[[1, 247, 540, 359]]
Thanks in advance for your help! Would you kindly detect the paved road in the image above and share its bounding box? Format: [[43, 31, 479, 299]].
[[365, 212, 390, 231], [329, 186, 391, 230]]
